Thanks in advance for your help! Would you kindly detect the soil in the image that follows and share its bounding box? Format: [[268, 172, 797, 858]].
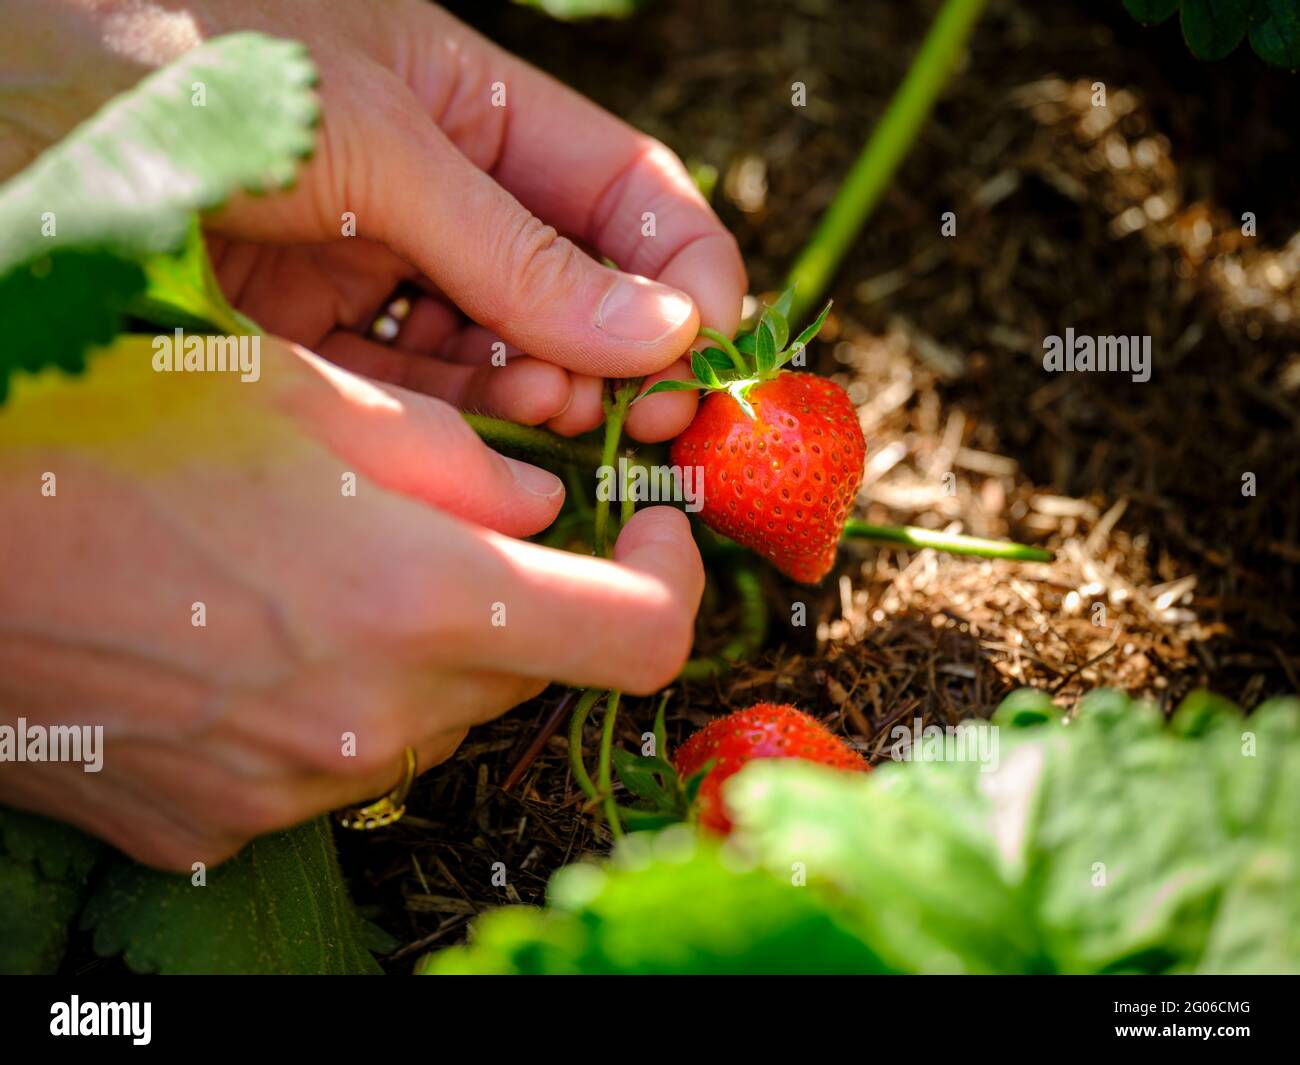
[[344, 0, 1300, 969]]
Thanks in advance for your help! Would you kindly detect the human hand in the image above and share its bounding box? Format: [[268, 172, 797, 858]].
[[31, 0, 747, 442], [0, 338, 703, 869]]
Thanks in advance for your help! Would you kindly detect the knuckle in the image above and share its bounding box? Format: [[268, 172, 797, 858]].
[[499, 214, 581, 318]]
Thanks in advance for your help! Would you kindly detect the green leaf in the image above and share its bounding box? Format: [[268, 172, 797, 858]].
[[735, 332, 757, 356], [1123, 0, 1181, 24], [82, 817, 383, 974], [698, 346, 735, 378], [690, 348, 722, 388], [682, 764, 712, 806], [732, 758, 1044, 973], [633, 379, 706, 403], [611, 750, 678, 808], [770, 284, 797, 324], [0, 809, 106, 974], [755, 321, 778, 376], [1249, 0, 1300, 68], [0, 252, 144, 403], [0, 33, 318, 399], [514, 0, 641, 20], [760, 303, 789, 352], [782, 300, 833, 368], [424, 687, 1300, 975], [134, 216, 255, 334], [652, 694, 669, 762], [990, 687, 1062, 728], [419, 832, 889, 975], [1181, 0, 1250, 59]]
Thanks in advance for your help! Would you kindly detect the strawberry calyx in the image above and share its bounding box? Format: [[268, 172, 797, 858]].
[[634, 284, 832, 418], [610, 749, 710, 831]]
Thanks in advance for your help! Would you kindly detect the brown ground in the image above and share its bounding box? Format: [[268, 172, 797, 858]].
[[343, 0, 1300, 968]]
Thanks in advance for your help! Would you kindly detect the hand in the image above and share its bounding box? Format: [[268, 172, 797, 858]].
[[0, 338, 704, 869], [30, 0, 747, 441]]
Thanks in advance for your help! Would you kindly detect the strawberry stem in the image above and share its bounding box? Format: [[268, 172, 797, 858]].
[[461, 413, 605, 470], [699, 327, 749, 374], [567, 688, 602, 803], [785, 0, 989, 321], [593, 379, 640, 557], [843, 520, 1052, 561], [598, 691, 625, 841]]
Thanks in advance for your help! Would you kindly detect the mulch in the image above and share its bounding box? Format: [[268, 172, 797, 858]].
[[350, 0, 1300, 968]]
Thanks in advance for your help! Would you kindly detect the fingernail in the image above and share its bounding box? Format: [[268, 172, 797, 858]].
[[596, 277, 694, 344], [504, 455, 564, 499]]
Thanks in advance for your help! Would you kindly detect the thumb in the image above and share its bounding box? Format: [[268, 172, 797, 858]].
[[283, 344, 566, 538], [368, 96, 700, 378]]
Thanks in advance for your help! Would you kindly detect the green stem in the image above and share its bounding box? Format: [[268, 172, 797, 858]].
[[593, 380, 640, 558], [843, 520, 1052, 561], [567, 688, 602, 803], [598, 690, 624, 841], [652, 692, 670, 762], [461, 413, 605, 471], [785, 0, 988, 321], [699, 327, 749, 373]]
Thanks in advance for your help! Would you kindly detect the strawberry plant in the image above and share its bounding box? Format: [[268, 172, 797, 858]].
[[610, 702, 869, 835], [1124, 0, 1300, 67], [422, 689, 1300, 975]]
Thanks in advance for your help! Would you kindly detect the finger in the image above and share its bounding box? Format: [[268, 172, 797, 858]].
[[284, 343, 564, 537], [435, 325, 522, 366], [394, 296, 459, 354], [410, 8, 747, 335], [206, 664, 544, 783], [347, 75, 699, 378], [545, 372, 604, 437], [319, 331, 573, 427], [433, 507, 705, 694], [624, 357, 699, 442]]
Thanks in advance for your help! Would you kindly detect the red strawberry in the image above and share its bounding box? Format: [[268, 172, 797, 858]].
[[673, 703, 869, 834], [639, 289, 865, 583], [671, 372, 864, 583]]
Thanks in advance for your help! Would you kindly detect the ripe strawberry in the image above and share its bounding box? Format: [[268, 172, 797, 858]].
[[672, 703, 869, 834], [671, 372, 864, 583], [639, 288, 865, 583]]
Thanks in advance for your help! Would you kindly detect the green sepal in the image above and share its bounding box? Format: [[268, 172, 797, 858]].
[[755, 319, 778, 376], [633, 379, 707, 403], [782, 300, 833, 368], [698, 347, 735, 377], [690, 348, 722, 388]]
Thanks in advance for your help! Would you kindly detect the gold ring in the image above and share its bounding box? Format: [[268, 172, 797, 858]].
[[337, 746, 417, 830]]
